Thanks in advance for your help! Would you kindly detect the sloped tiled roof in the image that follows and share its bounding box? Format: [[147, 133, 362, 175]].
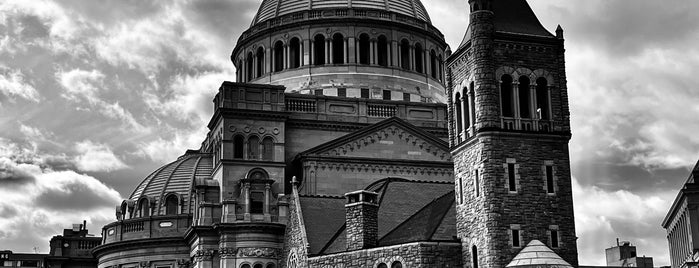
[[299, 178, 457, 256], [506, 240, 573, 268]]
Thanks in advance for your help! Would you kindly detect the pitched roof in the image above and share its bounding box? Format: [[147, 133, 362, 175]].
[[506, 240, 573, 268], [298, 178, 457, 256]]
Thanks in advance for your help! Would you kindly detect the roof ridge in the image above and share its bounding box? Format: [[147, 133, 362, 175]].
[[299, 194, 345, 199]]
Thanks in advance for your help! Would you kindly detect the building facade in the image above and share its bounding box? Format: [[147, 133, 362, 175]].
[[92, 0, 578, 268], [663, 160, 699, 268]]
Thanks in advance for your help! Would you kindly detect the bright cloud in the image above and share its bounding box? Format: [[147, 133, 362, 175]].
[[0, 68, 40, 103], [74, 140, 128, 172]]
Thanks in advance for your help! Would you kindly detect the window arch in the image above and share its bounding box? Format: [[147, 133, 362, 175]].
[[500, 74, 514, 117], [414, 43, 424, 73], [377, 35, 389, 67], [265, 264, 275, 268], [536, 77, 550, 120], [359, 34, 370, 65], [248, 136, 260, 160], [246, 52, 254, 82], [137, 198, 149, 217], [519, 76, 531, 118], [234, 135, 244, 159], [289, 38, 301, 68], [430, 50, 437, 79], [377, 264, 388, 268], [332, 33, 344, 64], [472, 245, 479, 268], [455, 92, 463, 136], [314, 34, 325, 66], [400, 39, 410, 70], [241, 264, 251, 268], [164, 194, 178, 215], [391, 262, 402, 268], [256, 47, 265, 78], [262, 137, 274, 160], [253, 264, 263, 268], [273, 41, 284, 72]]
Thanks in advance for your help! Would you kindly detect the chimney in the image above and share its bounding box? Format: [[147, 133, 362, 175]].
[[345, 190, 379, 250]]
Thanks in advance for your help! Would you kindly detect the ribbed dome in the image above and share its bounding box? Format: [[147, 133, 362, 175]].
[[129, 152, 213, 214], [252, 0, 432, 25]]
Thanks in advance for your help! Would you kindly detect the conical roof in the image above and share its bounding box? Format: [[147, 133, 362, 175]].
[[506, 240, 573, 268]]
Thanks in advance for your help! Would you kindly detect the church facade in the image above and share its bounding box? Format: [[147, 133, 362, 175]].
[[91, 0, 578, 267]]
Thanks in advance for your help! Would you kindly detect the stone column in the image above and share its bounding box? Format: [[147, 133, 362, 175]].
[[343, 38, 348, 63], [264, 183, 271, 221], [303, 38, 310, 66], [409, 46, 415, 71], [391, 40, 399, 67], [325, 39, 330, 64], [252, 54, 258, 79], [310, 41, 315, 65], [243, 182, 251, 221], [329, 39, 334, 64], [355, 39, 360, 63], [348, 37, 356, 63], [370, 39, 376, 65]]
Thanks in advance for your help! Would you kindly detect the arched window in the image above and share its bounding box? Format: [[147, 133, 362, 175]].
[[273, 41, 284, 72], [138, 199, 149, 217], [256, 47, 265, 78], [472, 245, 479, 268], [469, 81, 476, 125], [248, 136, 260, 160], [438, 54, 444, 81], [289, 38, 301, 69], [536, 77, 550, 120], [377, 264, 388, 268], [519, 76, 531, 118], [246, 52, 254, 82], [455, 92, 463, 135], [253, 264, 263, 268], [332, 33, 344, 64], [359, 34, 370, 65], [430, 50, 437, 79], [165, 195, 178, 215], [262, 137, 274, 160], [400, 39, 410, 70], [314, 34, 325, 65], [241, 265, 251, 268], [500, 75, 514, 117], [265, 264, 275, 268], [414, 43, 424, 73], [377, 35, 389, 67], [234, 135, 244, 159], [463, 88, 471, 129], [391, 262, 402, 268], [237, 60, 243, 82]]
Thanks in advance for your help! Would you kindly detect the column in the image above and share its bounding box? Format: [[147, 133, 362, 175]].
[[242, 59, 247, 82], [391, 40, 399, 67], [409, 46, 415, 71], [355, 39, 360, 63], [310, 41, 315, 65], [348, 37, 356, 63], [329, 39, 334, 64], [266, 46, 272, 74], [325, 39, 330, 64], [370, 39, 376, 65], [343, 38, 348, 63], [303, 39, 310, 66], [252, 54, 258, 78], [271, 48, 276, 72], [243, 182, 251, 221], [300, 41, 304, 66], [264, 183, 271, 221]]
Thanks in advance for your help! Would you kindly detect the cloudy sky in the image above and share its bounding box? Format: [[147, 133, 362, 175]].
[[0, 0, 697, 265]]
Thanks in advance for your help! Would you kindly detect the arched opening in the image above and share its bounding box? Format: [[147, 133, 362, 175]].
[[289, 38, 301, 68], [455, 92, 463, 135], [469, 81, 476, 126], [248, 136, 260, 160], [430, 50, 437, 79], [233, 135, 244, 159], [265, 264, 275, 268], [377, 35, 389, 67], [359, 34, 370, 65], [237, 60, 243, 82], [314, 34, 325, 65], [519, 76, 531, 118], [438, 54, 444, 81], [332, 33, 344, 64], [400, 39, 410, 70], [253, 264, 263, 268], [414, 43, 424, 73], [536, 77, 550, 120], [463, 88, 471, 129], [500, 75, 514, 117], [262, 137, 274, 160], [241, 265, 250, 268], [256, 47, 264, 78], [246, 52, 253, 82], [391, 262, 402, 268], [138, 198, 149, 217], [377, 264, 388, 268], [273, 41, 284, 72], [472, 245, 479, 268], [165, 195, 178, 215]]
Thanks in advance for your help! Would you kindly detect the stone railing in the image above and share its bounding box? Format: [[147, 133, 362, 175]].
[[502, 117, 554, 132], [367, 104, 397, 118], [286, 98, 317, 113], [101, 215, 192, 244]]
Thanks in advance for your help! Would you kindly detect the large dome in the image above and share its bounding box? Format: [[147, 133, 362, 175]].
[[251, 0, 431, 26]]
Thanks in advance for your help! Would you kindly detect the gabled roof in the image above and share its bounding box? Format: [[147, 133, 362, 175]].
[[297, 117, 450, 161], [506, 240, 573, 268], [298, 178, 457, 256]]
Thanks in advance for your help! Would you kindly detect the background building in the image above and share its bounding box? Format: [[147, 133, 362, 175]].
[[605, 240, 654, 268], [663, 160, 699, 268], [1, 223, 99, 268]]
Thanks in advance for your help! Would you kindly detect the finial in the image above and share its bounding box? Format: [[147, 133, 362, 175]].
[[291, 176, 299, 187], [556, 24, 564, 39]]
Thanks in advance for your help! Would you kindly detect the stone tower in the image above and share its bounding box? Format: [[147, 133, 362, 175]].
[[446, 0, 578, 267]]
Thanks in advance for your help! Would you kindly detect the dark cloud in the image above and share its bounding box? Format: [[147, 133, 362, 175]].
[[185, 0, 259, 42], [56, 0, 162, 26], [34, 181, 118, 211], [0, 205, 18, 218], [0, 163, 36, 186]]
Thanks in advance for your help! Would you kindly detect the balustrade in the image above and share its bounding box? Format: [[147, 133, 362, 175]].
[[286, 98, 317, 112], [368, 104, 397, 118]]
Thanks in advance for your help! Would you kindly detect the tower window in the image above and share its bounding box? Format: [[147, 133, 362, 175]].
[[377, 264, 387, 268], [546, 165, 555, 194], [338, 88, 347, 97], [289, 38, 301, 68], [475, 169, 480, 197], [359, 34, 370, 65], [519, 76, 531, 118], [165, 195, 178, 215], [463, 88, 471, 130], [246, 52, 253, 82], [256, 47, 265, 78], [248, 136, 260, 160], [273, 41, 284, 72], [138, 199, 149, 217], [551, 229, 560, 248], [511, 226, 521, 247], [332, 33, 344, 64], [361, 88, 370, 98], [314, 34, 325, 66], [391, 262, 402, 268], [455, 92, 463, 136], [382, 90, 391, 100], [233, 135, 244, 159], [430, 50, 437, 79], [400, 39, 410, 70], [414, 43, 424, 73], [536, 77, 550, 120], [377, 35, 389, 67], [500, 75, 514, 117], [472, 245, 479, 268], [506, 160, 517, 192]]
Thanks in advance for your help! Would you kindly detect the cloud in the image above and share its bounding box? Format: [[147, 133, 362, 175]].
[[0, 67, 40, 103], [143, 72, 228, 123], [138, 128, 207, 164], [74, 140, 128, 172]]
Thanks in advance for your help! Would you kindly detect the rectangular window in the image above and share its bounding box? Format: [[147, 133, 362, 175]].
[[361, 88, 370, 98], [551, 230, 559, 248], [546, 165, 555, 194], [475, 169, 480, 197], [314, 89, 323, 96], [337, 88, 347, 97], [459, 177, 464, 204], [508, 163, 516, 192], [403, 93, 410, 102], [383, 90, 391, 100], [250, 191, 265, 214], [511, 229, 521, 247]]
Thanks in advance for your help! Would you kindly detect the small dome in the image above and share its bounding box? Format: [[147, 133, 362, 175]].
[[251, 0, 431, 26], [129, 152, 213, 214]]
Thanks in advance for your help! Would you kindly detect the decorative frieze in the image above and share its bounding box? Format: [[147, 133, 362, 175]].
[[237, 247, 279, 259]]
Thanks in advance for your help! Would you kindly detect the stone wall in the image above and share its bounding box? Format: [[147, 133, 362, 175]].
[[308, 242, 462, 268]]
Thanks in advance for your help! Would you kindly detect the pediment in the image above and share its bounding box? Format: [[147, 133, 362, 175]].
[[299, 117, 451, 162]]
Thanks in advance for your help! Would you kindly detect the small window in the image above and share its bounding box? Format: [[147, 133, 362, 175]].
[[314, 34, 326, 66], [501, 75, 514, 117], [551, 230, 559, 248], [262, 137, 274, 161], [165, 195, 178, 215], [241, 265, 251, 268], [382, 90, 391, 100], [248, 136, 260, 160], [472, 245, 479, 268], [475, 169, 480, 197], [361, 88, 370, 98], [138, 199, 149, 217], [391, 262, 402, 268], [265, 264, 275, 268], [377, 264, 388, 268], [511, 228, 521, 247], [250, 191, 265, 214], [546, 165, 555, 194], [253, 264, 263, 268], [332, 33, 344, 64], [508, 163, 516, 192], [403, 93, 410, 102], [314, 89, 324, 96], [233, 135, 244, 159], [338, 88, 347, 97], [459, 177, 464, 204]]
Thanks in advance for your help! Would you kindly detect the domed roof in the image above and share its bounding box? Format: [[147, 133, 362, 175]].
[[251, 0, 432, 25], [129, 152, 213, 214], [506, 240, 573, 268]]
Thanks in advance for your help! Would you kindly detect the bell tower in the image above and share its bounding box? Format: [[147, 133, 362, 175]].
[[446, 0, 578, 267]]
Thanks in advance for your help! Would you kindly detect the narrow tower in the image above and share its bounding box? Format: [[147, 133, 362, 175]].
[[447, 0, 578, 266]]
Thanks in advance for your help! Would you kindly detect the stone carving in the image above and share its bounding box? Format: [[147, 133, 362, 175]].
[[139, 261, 151, 268], [194, 249, 216, 261], [219, 247, 236, 258], [177, 259, 190, 268], [237, 247, 279, 258]]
